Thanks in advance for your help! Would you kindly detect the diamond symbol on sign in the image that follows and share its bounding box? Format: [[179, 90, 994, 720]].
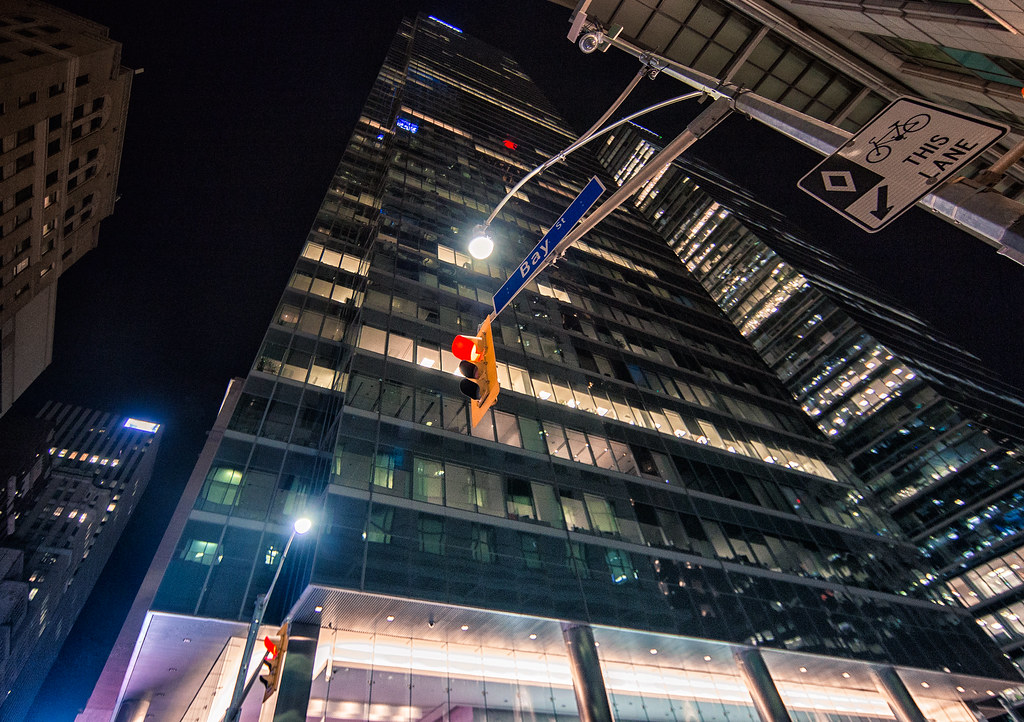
[[821, 171, 856, 192]]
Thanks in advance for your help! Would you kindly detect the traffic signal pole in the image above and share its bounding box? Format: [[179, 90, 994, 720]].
[[569, 13, 1024, 265]]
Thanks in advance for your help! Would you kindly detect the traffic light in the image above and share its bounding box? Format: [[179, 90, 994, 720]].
[[451, 314, 500, 428], [258, 626, 289, 701]]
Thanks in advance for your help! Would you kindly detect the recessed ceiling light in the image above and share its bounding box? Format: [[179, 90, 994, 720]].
[[842, 672, 851, 678], [649, 649, 658, 655], [182, 638, 191, 643], [799, 667, 807, 673], [920, 682, 930, 688], [956, 686, 965, 693], [461, 625, 469, 631], [386, 615, 395, 622], [314, 606, 323, 613], [704, 655, 712, 662], [529, 634, 537, 640]]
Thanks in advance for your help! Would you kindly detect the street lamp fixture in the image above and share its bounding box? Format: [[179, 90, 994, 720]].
[[222, 515, 314, 722], [468, 224, 494, 260]]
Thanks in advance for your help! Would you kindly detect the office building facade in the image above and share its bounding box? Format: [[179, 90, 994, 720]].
[[555, 0, 1024, 201], [0, 2, 132, 417], [0, 402, 161, 722], [85, 16, 1019, 722], [596, 123, 1024, 672]]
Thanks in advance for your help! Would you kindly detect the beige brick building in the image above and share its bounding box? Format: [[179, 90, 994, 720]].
[[0, 2, 131, 416]]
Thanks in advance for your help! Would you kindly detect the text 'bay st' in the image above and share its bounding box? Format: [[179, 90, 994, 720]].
[[492, 176, 605, 317]]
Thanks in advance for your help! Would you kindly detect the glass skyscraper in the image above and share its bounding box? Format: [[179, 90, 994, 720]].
[[81, 15, 1020, 722], [596, 122, 1024, 674]]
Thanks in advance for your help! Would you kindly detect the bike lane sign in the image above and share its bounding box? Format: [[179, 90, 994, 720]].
[[799, 97, 1006, 232]]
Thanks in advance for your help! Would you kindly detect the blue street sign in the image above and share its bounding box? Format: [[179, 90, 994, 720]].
[[492, 176, 605, 317]]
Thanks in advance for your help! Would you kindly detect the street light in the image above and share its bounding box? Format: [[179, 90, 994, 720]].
[[222, 516, 313, 722], [468, 224, 494, 259]]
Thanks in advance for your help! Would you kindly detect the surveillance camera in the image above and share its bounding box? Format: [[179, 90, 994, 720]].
[[428, 614, 435, 628], [578, 32, 602, 54]]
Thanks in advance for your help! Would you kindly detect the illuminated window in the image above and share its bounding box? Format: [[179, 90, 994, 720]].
[[180, 539, 221, 566], [124, 418, 160, 433], [202, 467, 243, 506]]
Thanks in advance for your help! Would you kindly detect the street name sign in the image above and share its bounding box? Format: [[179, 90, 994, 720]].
[[798, 97, 1007, 232], [492, 176, 605, 316]]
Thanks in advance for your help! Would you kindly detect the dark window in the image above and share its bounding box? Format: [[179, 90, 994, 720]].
[[86, 148, 98, 162], [45, 170, 58, 187], [89, 116, 101, 131], [48, 82, 64, 97], [21, 48, 43, 57], [16, 152, 33, 172], [47, 138, 60, 157], [91, 97, 104, 112], [0, 55, 12, 65], [74, 73, 88, 87], [15, 284, 29, 299], [66, 176, 78, 191], [62, 248, 73, 260], [64, 206, 76, 220], [16, 126, 34, 146], [72, 104, 84, 120], [48, 113, 61, 132], [40, 25, 60, 33], [70, 125, 82, 140], [51, 42, 70, 50], [0, 102, 5, 116], [68, 158, 79, 173], [14, 28, 37, 37], [63, 223, 73, 235], [80, 209, 92, 223], [14, 186, 33, 206], [82, 193, 93, 206], [84, 166, 95, 180], [18, 91, 37, 107]]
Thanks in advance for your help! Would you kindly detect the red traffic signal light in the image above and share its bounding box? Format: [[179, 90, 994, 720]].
[[259, 627, 288, 701], [451, 314, 500, 427]]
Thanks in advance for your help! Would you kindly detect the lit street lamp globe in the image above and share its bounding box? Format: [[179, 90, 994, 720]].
[[293, 517, 313, 535], [468, 227, 494, 259]]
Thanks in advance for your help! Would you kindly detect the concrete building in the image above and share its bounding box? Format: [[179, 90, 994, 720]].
[[82, 15, 1019, 722], [0, 2, 132, 417], [0, 402, 161, 722]]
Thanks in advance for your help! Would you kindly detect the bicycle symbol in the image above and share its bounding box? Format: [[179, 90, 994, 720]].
[[865, 114, 930, 163]]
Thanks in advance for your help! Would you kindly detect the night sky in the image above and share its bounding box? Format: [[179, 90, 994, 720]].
[[17, 1, 1024, 720]]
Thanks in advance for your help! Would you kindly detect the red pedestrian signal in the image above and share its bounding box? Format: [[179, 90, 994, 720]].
[[451, 314, 500, 428]]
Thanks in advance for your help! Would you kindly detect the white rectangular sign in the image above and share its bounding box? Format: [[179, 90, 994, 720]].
[[799, 98, 1007, 232]]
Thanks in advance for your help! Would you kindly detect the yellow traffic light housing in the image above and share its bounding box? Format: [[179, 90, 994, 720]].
[[451, 314, 500, 428], [258, 625, 289, 701]]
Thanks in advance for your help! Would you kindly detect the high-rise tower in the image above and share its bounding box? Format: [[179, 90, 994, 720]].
[[0, 2, 132, 417], [0, 402, 161, 722], [83, 16, 1020, 722]]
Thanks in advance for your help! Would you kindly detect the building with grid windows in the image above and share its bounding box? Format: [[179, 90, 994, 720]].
[[82, 15, 1021, 722], [554, 0, 1024, 201], [596, 121, 1024, 680], [0, 402, 161, 722], [0, 3, 132, 418]]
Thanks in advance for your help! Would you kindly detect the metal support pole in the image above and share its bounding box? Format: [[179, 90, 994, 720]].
[[223, 528, 300, 722], [561, 622, 614, 722], [587, 28, 1024, 264], [868, 666, 927, 722], [733, 648, 793, 722], [556, 97, 732, 254]]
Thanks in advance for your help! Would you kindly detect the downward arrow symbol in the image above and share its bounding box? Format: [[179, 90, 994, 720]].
[[870, 185, 894, 221]]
